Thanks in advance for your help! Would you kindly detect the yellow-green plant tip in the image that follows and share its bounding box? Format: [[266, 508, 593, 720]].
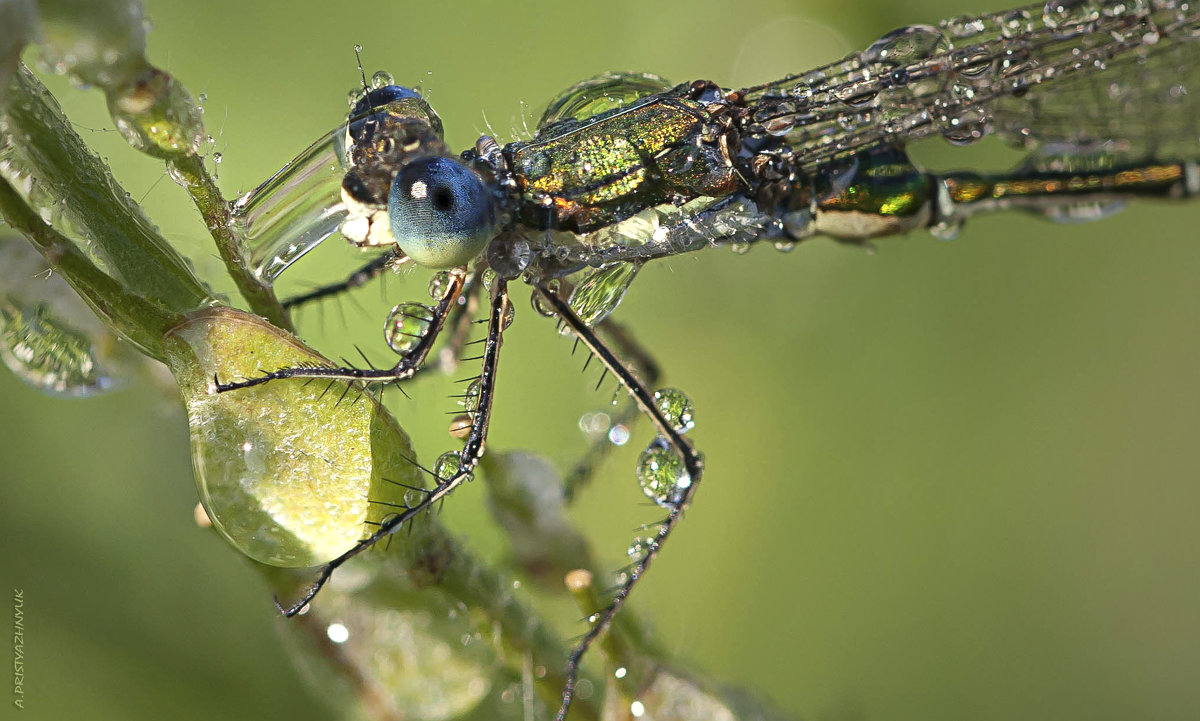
[[163, 307, 416, 568]]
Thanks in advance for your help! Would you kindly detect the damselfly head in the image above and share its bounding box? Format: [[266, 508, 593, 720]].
[[338, 84, 498, 268]]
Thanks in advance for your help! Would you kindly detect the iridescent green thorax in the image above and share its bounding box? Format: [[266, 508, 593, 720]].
[[505, 88, 743, 232]]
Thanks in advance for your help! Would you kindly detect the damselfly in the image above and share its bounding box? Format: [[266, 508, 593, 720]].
[[211, 1, 1200, 718]]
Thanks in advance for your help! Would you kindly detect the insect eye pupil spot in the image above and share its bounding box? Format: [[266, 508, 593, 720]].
[[432, 186, 455, 211]]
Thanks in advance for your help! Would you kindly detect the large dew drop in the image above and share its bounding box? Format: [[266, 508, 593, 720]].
[[164, 308, 419, 567], [0, 237, 138, 397], [0, 300, 122, 397]]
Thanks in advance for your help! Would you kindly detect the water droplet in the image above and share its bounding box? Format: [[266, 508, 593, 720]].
[[627, 536, 653, 561], [171, 311, 416, 568], [729, 241, 752, 254], [481, 267, 496, 291], [107, 68, 204, 158], [537, 72, 671, 128], [434, 451, 464, 482], [530, 291, 557, 318], [636, 437, 690, 507], [448, 414, 473, 439], [460, 379, 482, 412], [653, 388, 695, 433], [486, 238, 531, 278], [1042, 199, 1126, 223], [371, 70, 395, 88], [864, 25, 950, 66], [500, 301, 515, 330], [1100, 0, 1146, 16], [211, 151, 222, 164], [834, 79, 878, 108], [936, 105, 990, 145], [567, 262, 640, 326], [954, 48, 996, 80], [1000, 9, 1033, 37], [943, 14, 987, 37], [384, 302, 434, 356], [403, 488, 426, 507], [428, 271, 452, 300], [763, 115, 795, 136], [773, 239, 797, 253], [0, 299, 121, 397], [1042, 0, 1100, 29]]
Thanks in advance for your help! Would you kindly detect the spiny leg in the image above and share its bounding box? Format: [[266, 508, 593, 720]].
[[537, 284, 703, 721], [275, 277, 511, 616], [281, 251, 403, 311], [214, 268, 466, 392], [562, 317, 662, 503]]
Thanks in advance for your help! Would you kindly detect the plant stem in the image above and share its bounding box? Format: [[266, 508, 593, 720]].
[[167, 153, 294, 332], [0, 178, 180, 360]]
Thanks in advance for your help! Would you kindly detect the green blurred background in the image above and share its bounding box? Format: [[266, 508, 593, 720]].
[[3, 0, 1199, 719]]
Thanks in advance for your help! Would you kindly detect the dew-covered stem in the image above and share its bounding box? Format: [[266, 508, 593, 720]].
[[167, 152, 293, 331], [1, 66, 212, 317], [0, 178, 181, 360]]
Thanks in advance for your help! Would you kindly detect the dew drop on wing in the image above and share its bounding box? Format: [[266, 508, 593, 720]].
[[567, 262, 641, 326], [863, 24, 951, 66]]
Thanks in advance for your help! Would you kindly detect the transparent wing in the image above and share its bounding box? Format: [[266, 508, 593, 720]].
[[740, 1, 1200, 169]]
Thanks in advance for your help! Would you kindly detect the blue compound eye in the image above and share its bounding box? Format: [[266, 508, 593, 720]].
[[388, 156, 496, 269], [350, 85, 423, 118]]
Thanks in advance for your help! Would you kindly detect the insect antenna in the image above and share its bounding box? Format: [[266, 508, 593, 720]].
[[353, 43, 370, 100]]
